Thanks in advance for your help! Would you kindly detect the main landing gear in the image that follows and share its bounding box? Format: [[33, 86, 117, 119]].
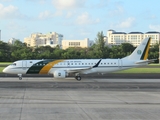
[[18, 74, 22, 80], [75, 73, 81, 81], [75, 76, 81, 81]]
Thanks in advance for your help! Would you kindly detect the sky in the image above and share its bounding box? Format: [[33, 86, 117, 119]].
[[0, 0, 160, 42]]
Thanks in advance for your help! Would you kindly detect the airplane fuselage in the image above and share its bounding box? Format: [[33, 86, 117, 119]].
[[3, 58, 146, 75]]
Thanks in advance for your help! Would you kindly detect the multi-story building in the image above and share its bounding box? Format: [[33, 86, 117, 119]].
[[107, 30, 160, 46], [24, 32, 63, 48], [62, 38, 94, 49], [144, 31, 160, 45]]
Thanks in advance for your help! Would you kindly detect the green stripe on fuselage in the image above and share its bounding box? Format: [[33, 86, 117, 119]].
[[26, 60, 53, 74]]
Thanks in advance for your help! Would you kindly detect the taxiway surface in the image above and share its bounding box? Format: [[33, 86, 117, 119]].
[[0, 77, 160, 120]]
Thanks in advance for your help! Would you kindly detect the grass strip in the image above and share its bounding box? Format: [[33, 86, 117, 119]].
[[115, 68, 160, 73], [0, 62, 11, 64], [0, 67, 4, 73]]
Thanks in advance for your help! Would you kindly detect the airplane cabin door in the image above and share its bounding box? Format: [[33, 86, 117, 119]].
[[22, 60, 27, 70], [118, 59, 123, 69]]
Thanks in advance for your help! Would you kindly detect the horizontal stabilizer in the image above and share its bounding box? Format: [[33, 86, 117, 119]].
[[135, 59, 157, 64]]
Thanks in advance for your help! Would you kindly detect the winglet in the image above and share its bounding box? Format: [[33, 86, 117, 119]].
[[93, 59, 102, 68]]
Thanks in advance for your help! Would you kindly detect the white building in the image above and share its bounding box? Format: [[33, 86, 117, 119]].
[[24, 32, 63, 48], [107, 30, 160, 46], [62, 38, 94, 49], [8, 38, 18, 45], [144, 31, 160, 45]]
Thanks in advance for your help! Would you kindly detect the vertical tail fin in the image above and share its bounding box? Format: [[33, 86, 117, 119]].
[[124, 37, 151, 60]]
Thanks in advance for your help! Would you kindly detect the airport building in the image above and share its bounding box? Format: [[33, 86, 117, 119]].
[[62, 38, 94, 49], [24, 32, 63, 48], [107, 30, 160, 46]]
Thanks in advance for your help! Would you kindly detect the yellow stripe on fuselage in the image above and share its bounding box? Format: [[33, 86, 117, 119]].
[[143, 38, 151, 60], [39, 60, 64, 74]]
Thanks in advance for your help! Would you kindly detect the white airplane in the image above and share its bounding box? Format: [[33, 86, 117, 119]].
[[3, 37, 153, 81]]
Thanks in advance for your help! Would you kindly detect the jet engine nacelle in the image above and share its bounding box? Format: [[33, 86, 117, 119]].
[[53, 70, 66, 78]]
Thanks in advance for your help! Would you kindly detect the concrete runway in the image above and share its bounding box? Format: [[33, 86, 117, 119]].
[[0, 77, 160, 120], [1, 73, 160, 79]]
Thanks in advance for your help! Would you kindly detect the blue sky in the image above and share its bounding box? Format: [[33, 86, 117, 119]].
[[0, 0, 160, 42]]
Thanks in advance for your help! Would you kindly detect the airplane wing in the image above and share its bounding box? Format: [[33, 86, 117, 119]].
[[135, 59, 157, 64], [66, 59, 102, 73]]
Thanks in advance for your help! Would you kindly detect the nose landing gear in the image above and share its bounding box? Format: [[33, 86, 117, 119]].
[[17, 74, 22, 80]]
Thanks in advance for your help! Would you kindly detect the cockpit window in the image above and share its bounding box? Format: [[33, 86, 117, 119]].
[[11, 63, 16, 66]]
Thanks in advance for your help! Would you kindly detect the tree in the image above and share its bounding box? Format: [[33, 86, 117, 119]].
[[121, 43, 135, 56], [53, 48, 64, 59], [95, 31, 105, 58], [0, 41, 11, 61], [148, 43, 159, 63]]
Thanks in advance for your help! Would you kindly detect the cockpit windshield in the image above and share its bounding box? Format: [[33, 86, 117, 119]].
[[10, 63, 16, 66]]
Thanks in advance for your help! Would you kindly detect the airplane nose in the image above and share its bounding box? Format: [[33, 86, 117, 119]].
[[2, 67, 7, 73]]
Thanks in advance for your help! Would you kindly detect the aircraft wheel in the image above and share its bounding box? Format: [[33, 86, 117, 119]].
[[18, 74, 22, 80], [76, 76, 81, 81]]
